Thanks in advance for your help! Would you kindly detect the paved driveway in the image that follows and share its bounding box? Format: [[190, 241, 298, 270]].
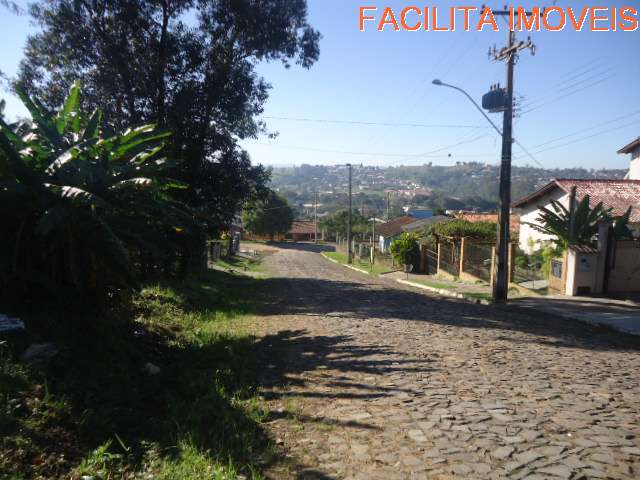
[[254, 244, 640, 479]]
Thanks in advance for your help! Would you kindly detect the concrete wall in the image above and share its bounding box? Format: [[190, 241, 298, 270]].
[[548, 254, 567, 293], [566, 251, 601, 296], [608, 241, 640, 292], [518, 188, 569, 253]]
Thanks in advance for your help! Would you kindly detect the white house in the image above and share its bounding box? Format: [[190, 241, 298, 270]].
[[514, 179, 640, 252], [513, 137, 640, 253], [619, 137, 640, 180], [513, 179, 640, 253]]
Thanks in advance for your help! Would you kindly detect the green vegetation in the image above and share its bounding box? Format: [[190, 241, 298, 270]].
[[465, 292, 494, 302], [243, 190, 294, 240], [1, 2, 323, 478], [0, 269, 274, 479], [0, 83, 194, 306], [425, 219, 497, 242], [527, 188, 633, 249], [324, 252, 394, 276], [320, 210, 370, 240], [270, 163, 627, 218], [412, 280, 456, 290], [17, 0, 319, 243], [217, 255, 265, 273], [390, 233, 421, 269]]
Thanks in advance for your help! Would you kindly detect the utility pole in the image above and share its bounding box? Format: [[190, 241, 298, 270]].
[[314, 189, 318, 244], [347, 163, 353, 264], [371, 215, 376, 266], [488, 10, 536, 304], [386, 192, 390, 221]]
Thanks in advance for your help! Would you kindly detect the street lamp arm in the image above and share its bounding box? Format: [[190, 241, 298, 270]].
[[432, 79, 503, 138]]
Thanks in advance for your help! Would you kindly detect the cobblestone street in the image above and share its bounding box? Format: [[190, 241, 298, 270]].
[[254, 244, 640, 479]]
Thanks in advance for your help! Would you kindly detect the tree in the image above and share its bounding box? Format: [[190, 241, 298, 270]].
[[243, 190, 293, 241], [15, 0, 320, 239], [527, 189, 633, 249], [0, 82, 193, 305], [390, 233, 420, 269], [320, 210, 369, 240]]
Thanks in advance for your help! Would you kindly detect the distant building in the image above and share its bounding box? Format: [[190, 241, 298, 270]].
[[286, 220, 317, 242], [377, 216, 416, 253], [404, 208, 434, 219], [401, 216, 452, 234]]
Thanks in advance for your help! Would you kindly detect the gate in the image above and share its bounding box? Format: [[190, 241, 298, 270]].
[[421, 244, 438, 274], [439, 238, 460, 277], [463, 242, 493, 284], [514, 262, 547, 291]]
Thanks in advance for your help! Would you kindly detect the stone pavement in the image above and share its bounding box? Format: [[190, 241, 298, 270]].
[[252, 243, 640, 479], [512, 296, 640, 336]]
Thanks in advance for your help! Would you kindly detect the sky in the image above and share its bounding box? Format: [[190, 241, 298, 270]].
[[1, 0, 639, 170]]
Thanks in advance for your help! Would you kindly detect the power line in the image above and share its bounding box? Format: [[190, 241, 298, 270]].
[[515, 58, 611, 111], [513, 119, 640, 159], [262, 116, 489, 129], [528, 110, 640, 150], [519, 74, 613, 116]]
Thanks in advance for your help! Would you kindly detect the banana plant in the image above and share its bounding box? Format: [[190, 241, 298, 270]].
[[0, 82, 194, 301], [526, 189, 633, 250]]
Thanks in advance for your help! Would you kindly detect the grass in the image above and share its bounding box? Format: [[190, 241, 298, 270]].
[[323, 251, 394, 276], [464, 292, 494, 302], [216, 254, 264, 273], [0, 264, 276, 479], [408, 279, 457, 290]]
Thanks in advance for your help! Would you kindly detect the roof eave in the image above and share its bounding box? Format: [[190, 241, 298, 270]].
[[512, 180, 563, 208], [617, 137, 640, 154]]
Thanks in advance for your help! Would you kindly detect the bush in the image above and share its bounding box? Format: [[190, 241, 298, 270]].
[[390, 233, 421, 269], [0, 82, 194, 307], [424, 219, 497, 241]]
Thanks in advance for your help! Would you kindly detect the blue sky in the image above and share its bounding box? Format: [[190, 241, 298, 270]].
[[1, 0, 639, 170]]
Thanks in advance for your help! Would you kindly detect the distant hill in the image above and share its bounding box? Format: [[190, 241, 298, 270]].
[[268, 163, 628, 217]]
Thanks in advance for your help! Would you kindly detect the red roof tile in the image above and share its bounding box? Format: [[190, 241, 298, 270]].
[[456, 212, 520, 233], [288, 221, 315, 235], [377, 216, 416, 237], [513, 179, 640, 222]]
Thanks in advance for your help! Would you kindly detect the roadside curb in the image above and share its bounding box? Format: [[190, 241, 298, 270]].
[[396, 278, 491, 305], [321, 252, 375, 276]]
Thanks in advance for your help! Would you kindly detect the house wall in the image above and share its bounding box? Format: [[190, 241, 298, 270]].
[[608, 241, 640, 292], [518, 188, 569, 254], [379, 235, 394, 253], [625, 147, 640, 180]]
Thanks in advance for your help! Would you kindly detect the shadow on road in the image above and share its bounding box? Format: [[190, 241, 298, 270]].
[[256, 328, 435, 401], [267, 242, 336, 253], [256, 276, 640, 354]]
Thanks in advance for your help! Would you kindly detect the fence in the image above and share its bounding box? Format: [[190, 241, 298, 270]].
[[462, 241, 493, 284], [438, 238, 461, 277], [421, 243, 438, 274], [332, 236, 523, 286]]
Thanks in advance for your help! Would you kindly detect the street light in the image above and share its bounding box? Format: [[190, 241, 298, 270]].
[[431, 79, 502, 137]]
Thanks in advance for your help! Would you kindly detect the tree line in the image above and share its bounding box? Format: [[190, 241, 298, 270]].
[[1, 0, 320, 307]]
